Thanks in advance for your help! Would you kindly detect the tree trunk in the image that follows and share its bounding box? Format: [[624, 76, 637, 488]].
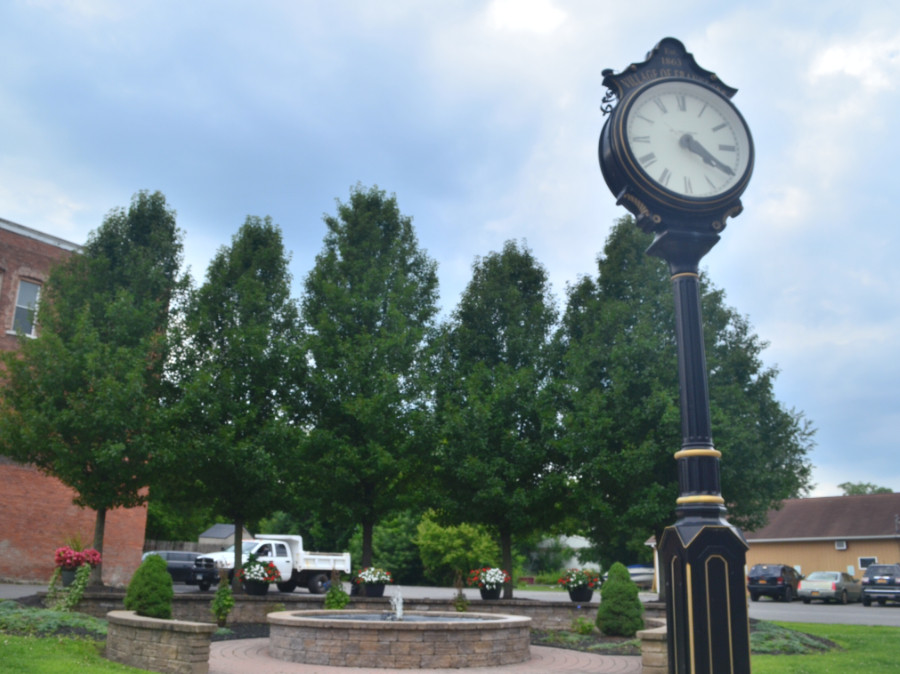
[[361, 518, 374, 569], [653, 527, 666, 603], [232, 519, 244, 593], [90, 508, 106, 587], [501, 529, 514, 599]]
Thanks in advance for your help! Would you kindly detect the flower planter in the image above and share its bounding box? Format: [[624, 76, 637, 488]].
[[243, 580, 270, 596], [361, 582, 386, 597], [60, 569, 77, 587], [479, 587, 502, 600], [468, 567, 511, 599], [567, 586, 594, 603]]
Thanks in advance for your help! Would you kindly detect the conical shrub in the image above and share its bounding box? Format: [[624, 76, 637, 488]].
[[124, 553, 174, 619], [595, 562, 644, 637]]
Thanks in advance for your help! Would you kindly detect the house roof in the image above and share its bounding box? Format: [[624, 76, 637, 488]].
[[745, 493, 900, 542], [0, 217, 82, 252], [199, 523, 250, 540]]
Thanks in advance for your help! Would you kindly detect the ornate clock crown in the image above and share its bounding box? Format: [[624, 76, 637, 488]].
[[601, 37, 737, 116]]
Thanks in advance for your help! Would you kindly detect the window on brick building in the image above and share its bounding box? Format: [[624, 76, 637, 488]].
[[13, 280, 40, 336]]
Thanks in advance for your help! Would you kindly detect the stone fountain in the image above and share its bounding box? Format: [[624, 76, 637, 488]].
[[267, 588, 531, 669]]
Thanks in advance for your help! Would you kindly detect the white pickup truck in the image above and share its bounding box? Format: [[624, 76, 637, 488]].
[[193, 534, 351, 593]]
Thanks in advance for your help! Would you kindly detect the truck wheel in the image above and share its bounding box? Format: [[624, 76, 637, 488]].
[[308, 573, 329, 594], [277, 580, 298, 593], [863, 596, 872, 606], [199, 582, 211, 591]]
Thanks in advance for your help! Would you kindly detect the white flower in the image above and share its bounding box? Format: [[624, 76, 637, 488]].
[[357, 567, 392, 583]]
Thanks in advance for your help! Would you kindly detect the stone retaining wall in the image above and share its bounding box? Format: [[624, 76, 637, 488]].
[[105, 610, 216, 674], [73, 590, 665, 631], [638, 622, 668, 674]]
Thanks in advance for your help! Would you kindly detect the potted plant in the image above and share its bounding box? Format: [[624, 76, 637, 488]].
[[467, 567, 510, 600], [54, 545, 101, 587], [237, 553, 281, 596], [558, 568, 601, 603], [354, 566, 393, 597]]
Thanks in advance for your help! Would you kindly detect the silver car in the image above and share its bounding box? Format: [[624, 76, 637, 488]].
[[798, 571, 862, 604]]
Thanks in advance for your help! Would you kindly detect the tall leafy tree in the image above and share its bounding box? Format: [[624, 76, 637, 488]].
[[839, 482, 892, 495], [0, 191, 185, 584], [432, 240, 565, 597], [300, 184, 439, 568], [558, 217, 814, 569], [173, 216, 305, 587]]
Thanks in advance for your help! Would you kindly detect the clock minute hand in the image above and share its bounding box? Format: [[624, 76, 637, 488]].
[[679, 134, 735, 177]]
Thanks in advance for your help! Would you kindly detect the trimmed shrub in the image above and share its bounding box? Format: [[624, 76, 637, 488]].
[[595, 562, 643, 637], [124, 554, 174, 619], [211, 580, 235, 626]]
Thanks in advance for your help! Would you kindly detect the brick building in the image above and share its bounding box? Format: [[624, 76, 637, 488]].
[[0, 217, 147, 586]]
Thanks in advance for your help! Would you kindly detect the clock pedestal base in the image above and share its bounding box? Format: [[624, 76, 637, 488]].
[[660, 513, 751, 674]]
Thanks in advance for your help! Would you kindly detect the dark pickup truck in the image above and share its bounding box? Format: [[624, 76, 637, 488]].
[[861, 563, 900, 606]]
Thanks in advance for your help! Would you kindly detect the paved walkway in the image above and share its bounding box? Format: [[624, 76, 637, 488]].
[[209, 639, 643, 674]]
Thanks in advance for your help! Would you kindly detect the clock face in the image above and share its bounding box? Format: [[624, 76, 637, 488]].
[[622, 80, 752, 200]]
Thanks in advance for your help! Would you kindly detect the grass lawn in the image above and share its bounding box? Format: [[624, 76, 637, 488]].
[[0, 635, 144, 673], [752, 622, 900, 673]]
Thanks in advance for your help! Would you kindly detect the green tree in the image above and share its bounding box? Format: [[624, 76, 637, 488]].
[[415, 511, 500, 586], [432, 240, 566, 597], [173, 216, 305, 588], [558, 217, 814, 568], [299, 185, 439, 568], [839, 482, 892, 495], [0, 191, 186, 585], [347, 510, 426, 585]]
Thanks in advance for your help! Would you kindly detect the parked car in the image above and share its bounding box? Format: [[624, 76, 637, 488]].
[[600, 564, 654, 589], [747, 563, 802, 602], [861, 563, 900, 606], [627, 564, 654, 589], [797, 571, 862, 604], [143, 550, 218, 590]]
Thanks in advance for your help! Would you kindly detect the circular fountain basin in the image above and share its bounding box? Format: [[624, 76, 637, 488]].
[[268, 609, 532, 669]]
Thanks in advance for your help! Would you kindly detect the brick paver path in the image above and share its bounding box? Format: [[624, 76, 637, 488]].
[[209, 638, 643, 673]]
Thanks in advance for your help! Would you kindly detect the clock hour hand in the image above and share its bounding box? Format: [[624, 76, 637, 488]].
[[679, 134, 734, 176]]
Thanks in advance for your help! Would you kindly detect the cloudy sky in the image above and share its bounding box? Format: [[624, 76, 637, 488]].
[[3, 1, 899, 498]]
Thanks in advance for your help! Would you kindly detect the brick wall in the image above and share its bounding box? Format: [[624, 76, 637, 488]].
[[0, 219, 146, 586], [0, 459, 147, 586]]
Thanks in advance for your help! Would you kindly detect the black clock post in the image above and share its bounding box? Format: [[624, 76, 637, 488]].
[[598, 39, 754, 673]]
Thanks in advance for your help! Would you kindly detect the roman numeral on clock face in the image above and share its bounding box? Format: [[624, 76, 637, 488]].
[[639, 152, 657, 167]]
